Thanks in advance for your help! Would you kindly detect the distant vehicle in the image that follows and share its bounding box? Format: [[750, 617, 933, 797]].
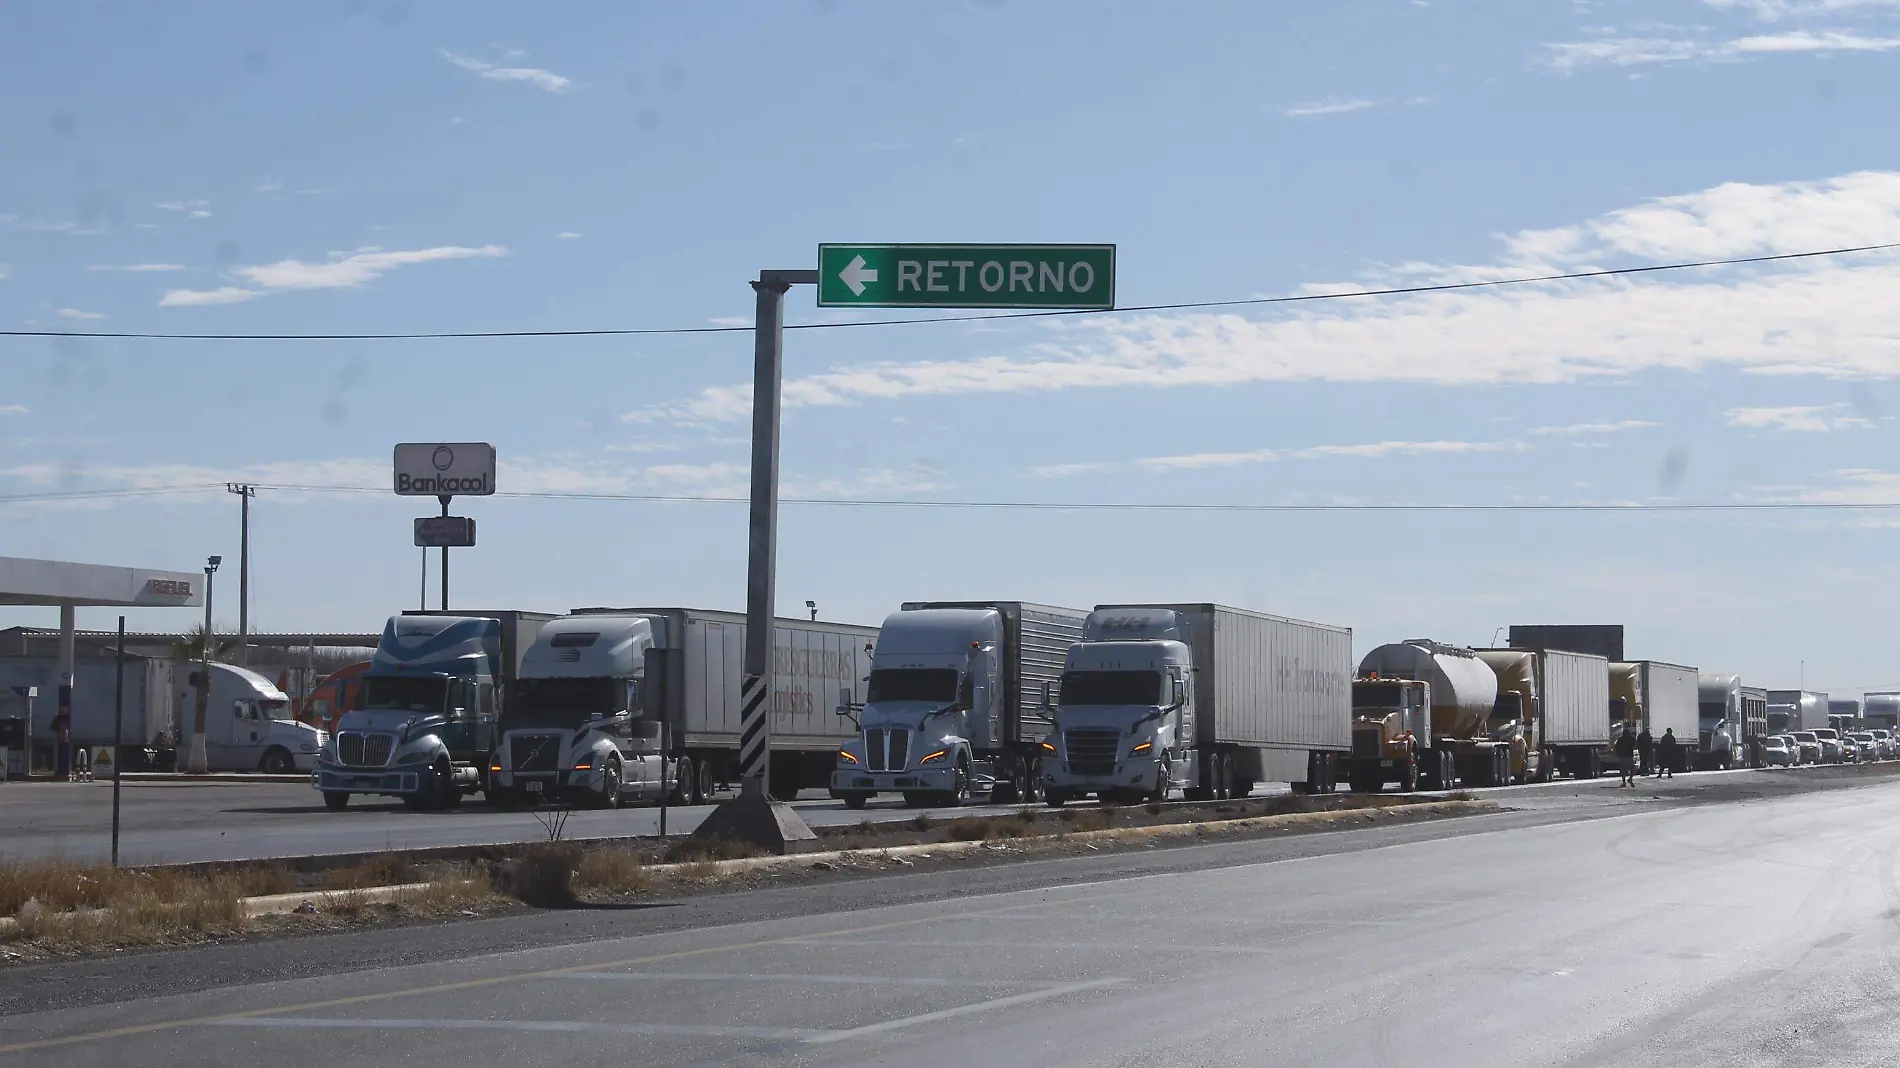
[[1863, 694, 1900, 731], [1760, 736, 1795, 767], [178, 662, 326, 774], [1790, 731, 1822, 765], [1767, 690, 1828, 735], [1846, 732, 1878, 762], [298, 660, 369, 733], [1810, 727, 1847, 764], [1870, 728, 1896, 759]]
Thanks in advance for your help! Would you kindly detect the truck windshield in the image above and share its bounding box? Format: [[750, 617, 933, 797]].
[[1699, 702, 1726, 727], [259, 698, 293, 721], [866, 668, 959, 703], [358, 676, 448, 714], [1353, 681, 1405, 710], [1060, 670, 1162, 706], [507, 677, 625, 728]]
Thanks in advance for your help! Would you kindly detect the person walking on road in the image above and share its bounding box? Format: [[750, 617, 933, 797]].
[[1657, 728, 1680, 779], [1637, 727, 1655, 778], [1616, 726, 1638, 787]]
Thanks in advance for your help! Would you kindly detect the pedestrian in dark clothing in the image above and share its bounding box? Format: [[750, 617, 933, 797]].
[[1615, 727, 1638, 787], [1657, 728, 1680, 779], [1637, 727, 1655, 777]]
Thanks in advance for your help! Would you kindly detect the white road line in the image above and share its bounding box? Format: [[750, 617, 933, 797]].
[[804, 978, 1130, 1045], [220, 1017, 824, 1041], [559, 971, 1039, 987], [784, 937, 1283, 954]]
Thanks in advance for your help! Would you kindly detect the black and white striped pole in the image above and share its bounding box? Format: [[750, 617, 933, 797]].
[[738, 268, 816, 800]]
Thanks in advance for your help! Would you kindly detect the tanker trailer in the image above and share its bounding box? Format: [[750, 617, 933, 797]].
[[1356, 640, 1509, 789]]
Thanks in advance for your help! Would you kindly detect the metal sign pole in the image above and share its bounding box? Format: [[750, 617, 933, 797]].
[[112, 616, 125, 867], [438, 494, 451, 610], [736, 269, 815, 799]]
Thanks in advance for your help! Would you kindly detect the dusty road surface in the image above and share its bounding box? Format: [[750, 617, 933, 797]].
[[4, 769, 1898, 1067]]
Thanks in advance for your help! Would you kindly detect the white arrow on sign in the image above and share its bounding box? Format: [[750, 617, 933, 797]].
[[838, 254, 878, 296]]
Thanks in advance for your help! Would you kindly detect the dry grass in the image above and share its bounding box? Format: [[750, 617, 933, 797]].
[[1, 860, 296, 953], [323, 854, 420, 891], [945, 816, 1032, 842], [503, 842, 583, 908], [575, 847, 651, 894], [660, 837, 764, 865]]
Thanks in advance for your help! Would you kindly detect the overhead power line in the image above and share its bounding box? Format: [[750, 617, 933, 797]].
[[0, 481, 1892, 513], [4, 241, 1897, 343]]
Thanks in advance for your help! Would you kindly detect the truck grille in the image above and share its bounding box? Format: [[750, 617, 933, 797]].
[[1353, 726, 1383, 759], [336, 732, 393, 768], [865, 728, 911, 772], [510, 734, 563, 773], [1065, 729, 1120, 777]]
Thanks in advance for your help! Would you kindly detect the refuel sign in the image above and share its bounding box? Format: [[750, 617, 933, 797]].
[[393, 442, 496, 496]]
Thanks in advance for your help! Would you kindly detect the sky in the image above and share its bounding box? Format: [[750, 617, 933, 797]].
[[3, 0, 1900, 695]]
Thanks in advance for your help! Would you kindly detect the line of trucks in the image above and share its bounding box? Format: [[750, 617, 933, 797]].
[[302, 603, 1814, 812]]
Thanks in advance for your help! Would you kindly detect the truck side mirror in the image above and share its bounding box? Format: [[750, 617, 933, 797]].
[[835, 687, 852, 715]]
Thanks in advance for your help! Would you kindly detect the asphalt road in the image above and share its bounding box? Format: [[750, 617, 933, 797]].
[[0, 778, 1297, 866], [6, 769, 1900, 1066]]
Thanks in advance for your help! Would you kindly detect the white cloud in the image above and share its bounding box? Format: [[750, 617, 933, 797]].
[[630, 170, 1900, 424], [1545, 30, 1900, 70], [556, 231, 583, 240], [1031, 439, 1521, 477], [707, 316, 753, 328], [256, 180, 283, 193], [441, 50, 572, 93], [158, 286, 262, 307], [233, 244, 506, 290], [55, 308, 105, 321], [154, 199, 210, 213], [1529, 419, 1663, 436], [0, 405, 28, 416], [1724, 404, 1872, 431], [1283, 97, 1382, 118], [1705, 0, 1900, 19], [158, 244, 505, 308], [88, 263, 185, 272]]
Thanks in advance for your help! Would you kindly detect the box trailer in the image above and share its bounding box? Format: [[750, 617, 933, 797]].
[[0, 654, 176, 750], [1767, 690, 1828, 734], [1534, 648, 1612, 777], [1628, 661, 1699, 772]]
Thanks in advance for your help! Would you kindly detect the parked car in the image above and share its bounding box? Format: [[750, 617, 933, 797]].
[[1761, 735, 1796, 767], [1811, 727, 1847, 763], [1870, 728, 1896, 760], [1790, 731, 1822, 765], [1847, 732, 1879, 762]]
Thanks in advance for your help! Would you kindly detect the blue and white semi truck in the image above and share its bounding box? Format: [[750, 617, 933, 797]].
[[314, 610, 552, 810]]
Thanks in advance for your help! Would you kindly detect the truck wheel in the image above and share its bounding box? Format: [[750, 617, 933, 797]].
[[1149, 757, 1172, 803], [992, 756, 1027, 804], [1022, 758, 1042, 803], [597, 759, 623, 810], [438, 762, 463, 810], [940, 757, 971, 807], [692, 757, 713, 804], [1401, 757, 1419, 793], [322, 791, 350, 811], [260, 748, 294, 775], [841, 792, 869, 810], [668, 757, 693, 806]]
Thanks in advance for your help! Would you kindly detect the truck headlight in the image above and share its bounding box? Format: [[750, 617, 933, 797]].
[[573, 754, 594, 769], [837, 750, 858, 764], [919, 749, 949, 764], [1129, 741, 1152, 755], [1039, 741, 1057, 753]]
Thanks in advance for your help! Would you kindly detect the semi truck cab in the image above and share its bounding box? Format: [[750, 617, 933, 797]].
[[1348, 675, 1430, 792], [1041, 608, 1194, 805], [488, 614, 685, 808], [833, 608, 998, 808], [314, 614, 502, 810]]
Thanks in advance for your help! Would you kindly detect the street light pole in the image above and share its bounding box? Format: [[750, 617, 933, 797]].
[[226, 484, 255, 667], [188, 555, 221, 774]]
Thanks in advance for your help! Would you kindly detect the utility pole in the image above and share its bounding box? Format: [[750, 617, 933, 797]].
[[189, 555, 221, 774], [226, 484, 256, 667], [438, 494, 451, 610]]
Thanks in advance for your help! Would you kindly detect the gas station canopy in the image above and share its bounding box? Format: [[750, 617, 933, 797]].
[[0, 556, 204, 608]]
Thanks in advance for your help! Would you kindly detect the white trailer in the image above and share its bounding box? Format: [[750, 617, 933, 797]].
[[1096, 603, 1352, 797], [1526, 648, 1612, 779], [1766, 689, 1828, 733], [1629, 661, 1699, 772], [0, 654, 176, 751], [570, 606, 878, 802]]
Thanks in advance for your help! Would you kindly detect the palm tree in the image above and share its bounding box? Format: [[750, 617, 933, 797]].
[[168, 625, 240, 666]]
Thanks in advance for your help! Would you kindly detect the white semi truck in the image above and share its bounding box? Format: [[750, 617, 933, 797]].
[[1767, 689, 1828, 735], [833, 601, 1086, 808], [493, 608, 876, 806], [1698, 673, 1768, 770], [1045, 603, 1352, 802], [1621, 660, 1700, 773]]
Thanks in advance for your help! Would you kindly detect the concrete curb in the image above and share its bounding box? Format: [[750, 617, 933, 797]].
[[638, 798, 1497, 879], [109, 773, 311, 784]]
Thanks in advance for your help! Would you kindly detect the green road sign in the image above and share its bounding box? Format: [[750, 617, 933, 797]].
[[816, 244, 1115, 310]]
